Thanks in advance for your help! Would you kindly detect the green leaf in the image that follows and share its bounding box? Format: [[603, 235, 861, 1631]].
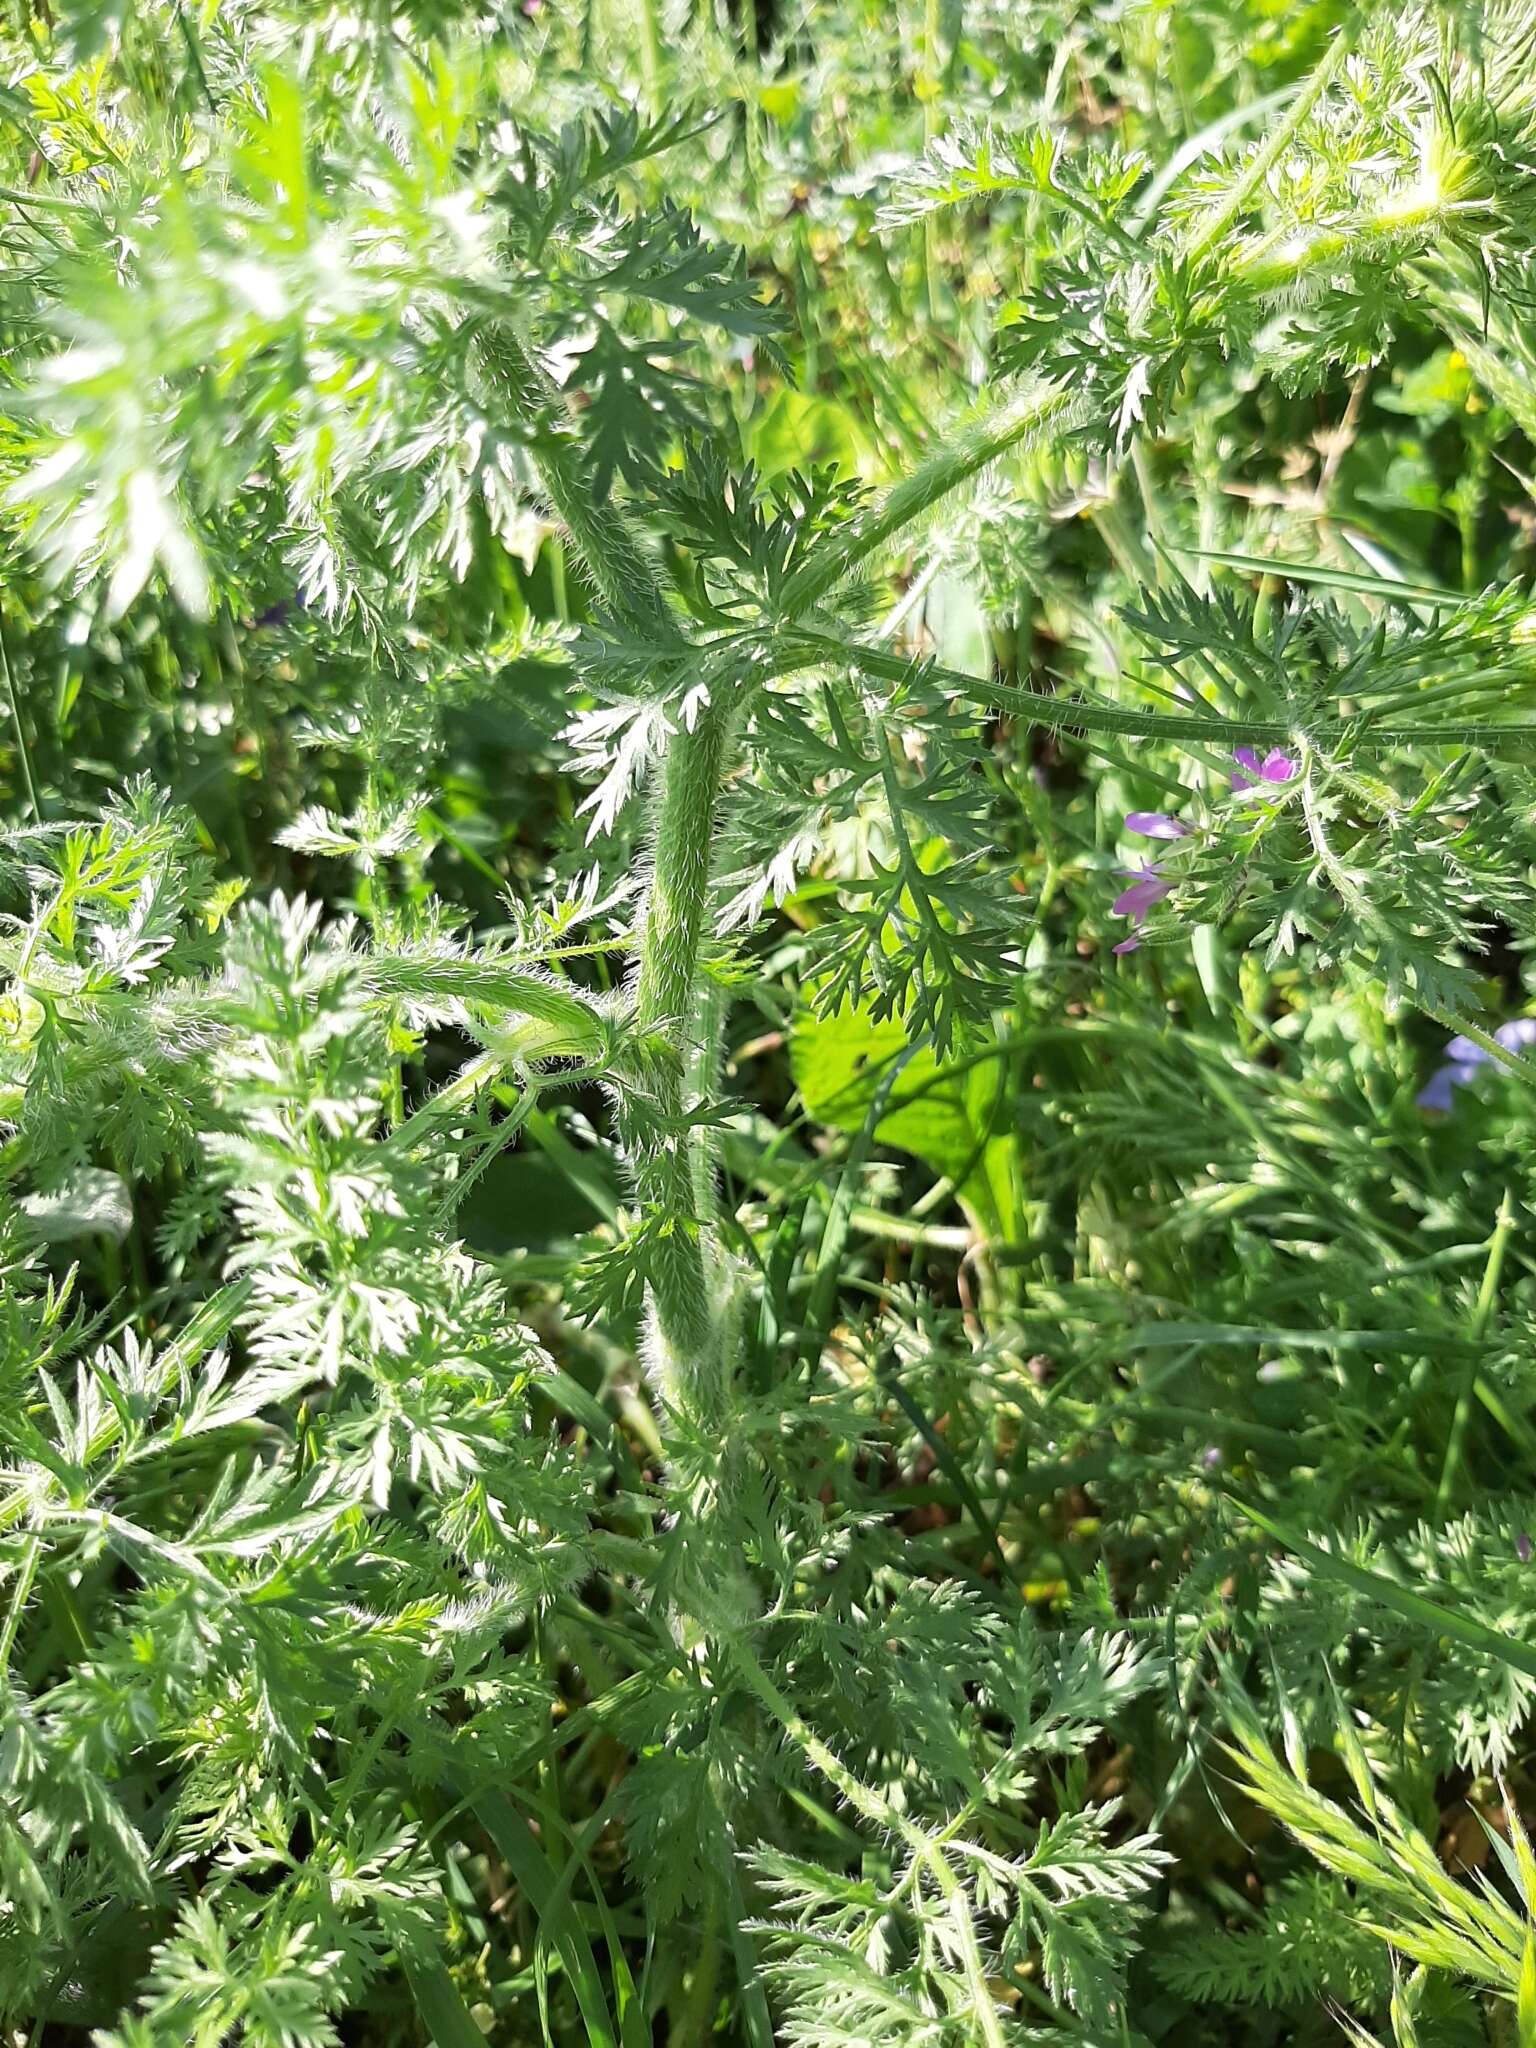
[[462, 1788, 620, 2048], [1230, 1499, 1536, 1681], [619, 1744, 729, 1925], [790, 1001, 1021, 1240], [1519, 1934, 1536, 2048], [402, 1955, 489, 2048]]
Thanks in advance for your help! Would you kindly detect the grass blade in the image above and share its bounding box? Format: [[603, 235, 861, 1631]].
[[1191, 548, 1464, 607], [1229, 1498, 1536, 1681], [467, 1787, 620, 2048], [402, 1954, 489, 2048]]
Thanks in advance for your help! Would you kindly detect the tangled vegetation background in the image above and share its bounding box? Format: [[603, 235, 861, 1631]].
[[5, 0, 1536, 2042]]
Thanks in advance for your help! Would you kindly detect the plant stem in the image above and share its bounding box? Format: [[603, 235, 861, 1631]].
[[822, 635, 1536, 754], [727, 1633, 1009, 2048], [777, 381, 1076, 618], [494, 322, 729, 1418], [0, 1533, 40, 1676], [630, 700, 732, 1416], [1226, 190, 1450, 298], [490, 328, 676, 647], [1435, 1188, 1517, 1515], [0, 603, 40, 822], [687, 972, 728, 1225], [1422, 1005, 1536, 1093], [1178, 25, 1354, 266]]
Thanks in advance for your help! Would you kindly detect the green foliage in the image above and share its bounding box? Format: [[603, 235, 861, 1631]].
[[791, 998, 1024, 1241], [4, 1, 1536, 2044]]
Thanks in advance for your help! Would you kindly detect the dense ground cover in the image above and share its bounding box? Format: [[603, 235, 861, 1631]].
[[4, 1, 1536, 2042]]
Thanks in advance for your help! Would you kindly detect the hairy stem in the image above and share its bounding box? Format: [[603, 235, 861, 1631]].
[[777, 380, 1076, 618], [494, 323, 730, 1418], [1178, 24, 1354, 265], [819, 634, 1536, 755], [629, 700, 732, 1416], [1226, 189, 1456, 298], [490, 327, 676, 646], [728, 1634, 1009, 2048]]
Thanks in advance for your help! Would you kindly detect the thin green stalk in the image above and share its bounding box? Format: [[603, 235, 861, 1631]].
[[0, 604, 39, 822], [668, 1894, 722, 2048], [1435, 1189, 1517, 1515], [0, 1533, 40, 1676], [0, 183, 94, 214], [1230, 1496, 1536, 1682], [1422, 1006, 1536, 1093], [777, 382, 1076, 618], [728, 1634, 1009, 2048], [1131, 82, 1295, 229], [490, 327, 676, 647], [1178, 25, 1354, 265]]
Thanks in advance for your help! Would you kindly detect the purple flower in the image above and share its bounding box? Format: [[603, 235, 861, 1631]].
[[1112, 867, 1173, 922], [1126, 811, 1190, 840], [1415, 1063, 1469, 1113], [1111, 864, 1173, 954], [1233, 747, 1298, 791], [1517, 1531, 1533, 1565], [1417, 1016, 1536, 1111]]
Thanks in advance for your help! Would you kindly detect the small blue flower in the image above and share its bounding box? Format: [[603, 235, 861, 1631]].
[[1416, 1063, 1469, 1113], [1418, 1017, 1536, 1111]]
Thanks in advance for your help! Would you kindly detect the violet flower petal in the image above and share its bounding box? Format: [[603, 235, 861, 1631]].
[[1417, 1057, 1487, 1110], [1415, 1065, 1463, 1113], [1112, 868, 1172, 922], [1417, 1020, 1536, 1111], [1234, 746, 1298, 791], [1126, 811, 1189, 840]]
